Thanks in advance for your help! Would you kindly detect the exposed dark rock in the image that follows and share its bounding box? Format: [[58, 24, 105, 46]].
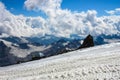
[[0, 41, 22, 66], [0, 41, 10, 58], [19, 43, 29, 49], [94, 36, 105, 45], [79, 34, 94, 49], [27, 51, 46, 61], [0, 41, 12, 66], [29, 42, 42, 46], [25, 35, 60, 46], [2, 36, 22, 44], [41, 38, 81, 57]]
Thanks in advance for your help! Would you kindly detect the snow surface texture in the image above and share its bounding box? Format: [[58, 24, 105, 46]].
[[0, 43, 120, 80]]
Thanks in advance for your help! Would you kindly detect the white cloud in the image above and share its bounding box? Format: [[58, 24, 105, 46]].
[[0, 1, 120, 38], [0, 2, 48, 37], [24, 0, 120, 37], [105, 8, 120, 15], [24, 0, 62, 17]]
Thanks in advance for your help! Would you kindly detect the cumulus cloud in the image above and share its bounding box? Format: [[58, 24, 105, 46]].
[[24, 0, 61, 17], [24, 0, 120, 37], [105, 8, 120, 15], [0, 1, 120, 38], [0, 2, 48, 37]]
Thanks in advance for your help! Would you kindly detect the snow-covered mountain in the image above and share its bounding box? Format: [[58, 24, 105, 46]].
[[0, 35, 81, 66], [0, 42, 120, 80], [0, 34, 120, 66]]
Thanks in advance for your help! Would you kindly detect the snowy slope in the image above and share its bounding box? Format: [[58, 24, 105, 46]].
[[0, 43, 120, 80]]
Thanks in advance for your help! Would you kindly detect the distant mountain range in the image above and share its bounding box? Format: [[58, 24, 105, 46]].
[[0, 34, 120, 66]]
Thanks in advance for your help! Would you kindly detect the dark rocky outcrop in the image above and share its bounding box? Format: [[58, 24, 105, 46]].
[[0, 41, 12, 66], [0, 41, 21, 66], [2, 36, 22, 44], [41, 38, 81, 57], [26, 51, 46, 61], [0, 41, 10, 58], [18, 43, 29, 49], [79, 34, 94, 49]]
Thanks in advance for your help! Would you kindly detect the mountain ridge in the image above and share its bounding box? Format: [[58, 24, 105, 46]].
[[0, 34, 120, 66]]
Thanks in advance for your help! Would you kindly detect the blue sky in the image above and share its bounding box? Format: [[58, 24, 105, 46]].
[[62, 0, 120, 16], [0, 0, 120, 17]]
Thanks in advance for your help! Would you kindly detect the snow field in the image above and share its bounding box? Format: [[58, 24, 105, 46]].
[[0, 43, 120, 80]]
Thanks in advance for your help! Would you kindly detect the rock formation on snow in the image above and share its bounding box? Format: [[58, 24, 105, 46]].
[[79, 34, 94, 49]]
